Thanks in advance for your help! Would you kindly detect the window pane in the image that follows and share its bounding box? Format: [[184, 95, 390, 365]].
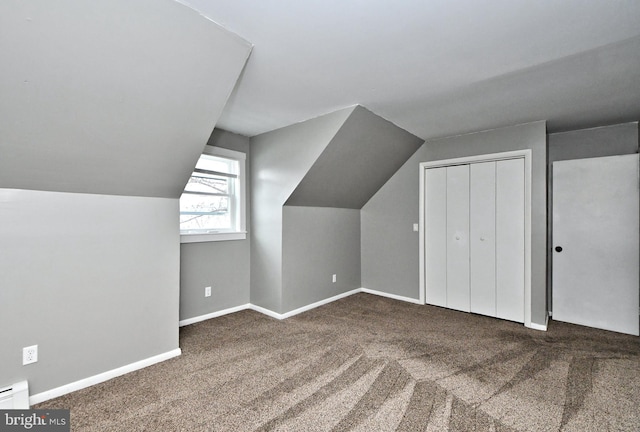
[[180, 194, 231, 231], [196, 154, 234, 174], [180, 193, 228, 214], [183, 175, 229, 195], [180, 213, 231, 232]]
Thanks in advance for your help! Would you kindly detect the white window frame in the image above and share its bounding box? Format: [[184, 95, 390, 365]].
[[180, 146, 246, 243]]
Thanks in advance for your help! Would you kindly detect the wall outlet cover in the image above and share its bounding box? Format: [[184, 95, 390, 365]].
[[23, 345, 38, 365]]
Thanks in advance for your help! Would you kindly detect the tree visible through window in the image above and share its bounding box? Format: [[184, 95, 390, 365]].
[[180, 146, 245, 239]]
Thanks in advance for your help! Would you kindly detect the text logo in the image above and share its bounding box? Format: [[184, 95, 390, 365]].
[[0, 410, 69, 432]]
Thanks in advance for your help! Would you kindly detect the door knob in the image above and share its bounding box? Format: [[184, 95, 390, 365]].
[[555, 246, 563, 253]]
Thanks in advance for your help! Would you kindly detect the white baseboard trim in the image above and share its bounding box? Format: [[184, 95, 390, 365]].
[[180, 288, 424, 325], [248, 289, 362, 320], [179, 304, 252, 327], [528, 314, 549, 332], [248, 303, 284, 320], [360, 288, 423, 305], [29, 348, 182, 405], [248, 288, 424, 320], [279, 289, 362, 319]]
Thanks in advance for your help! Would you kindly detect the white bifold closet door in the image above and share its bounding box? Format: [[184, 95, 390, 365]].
[[470, 162, 496, 316], [495, 159, 525, 322], [425, 167, 447, 307], [446, 164, 470, 312], [425, 158, 524, 322]]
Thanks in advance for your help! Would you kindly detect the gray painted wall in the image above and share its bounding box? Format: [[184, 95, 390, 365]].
[[0, 0, 250, 398], [548, 122, 639, 161], [547, 122, 639, 312], [361, 147, 426, 299], [180, 129, 251, 322], [362, 121, 548, 326], [286, 106, 423, 208], [282, 207, 361, 311], [251, 105, 420, 314], [250, 108, 355, 313], [0, 0, 251, 198], [180, 240, 250, 320], [0, 190, 179, 395]]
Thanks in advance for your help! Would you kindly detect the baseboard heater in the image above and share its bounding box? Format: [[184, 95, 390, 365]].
[[0, 381, 30, 409]]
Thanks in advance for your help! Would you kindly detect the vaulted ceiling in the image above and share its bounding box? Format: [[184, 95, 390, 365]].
[[181, 0, 640, 140]]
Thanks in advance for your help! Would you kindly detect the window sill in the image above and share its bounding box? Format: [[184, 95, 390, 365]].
[[180, 231, 247, 244]]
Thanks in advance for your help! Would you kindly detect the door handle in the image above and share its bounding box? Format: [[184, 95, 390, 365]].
[[555, 246, 563, 253]]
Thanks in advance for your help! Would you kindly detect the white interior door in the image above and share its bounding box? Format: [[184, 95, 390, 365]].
[[496, 158, 525, 322], [425, 167, 447, 307], [470, 162, 496, 316], [446, 164, 470, 312], [553, 154, 639, 336]]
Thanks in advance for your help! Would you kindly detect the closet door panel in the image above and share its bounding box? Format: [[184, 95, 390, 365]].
[[425, 167, 447, 307], [446, 164, 470, 312], [496, 158, 525, 322], [470, 162, 496, 317]]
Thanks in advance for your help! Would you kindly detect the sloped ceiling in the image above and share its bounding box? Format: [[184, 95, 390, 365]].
[[285, 106, 423, 209], [179, 0, 640, 140], [252, 106, 355, 207], [0, 0, 251, 198]]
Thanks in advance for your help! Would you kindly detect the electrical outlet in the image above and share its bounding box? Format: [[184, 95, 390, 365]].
[[23, 345, 38, 365], [332, 274, 337, 283], [205, 286, 211, 297]]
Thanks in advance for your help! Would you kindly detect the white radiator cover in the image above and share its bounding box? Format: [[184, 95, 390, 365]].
[[0, 381, 30, 409]]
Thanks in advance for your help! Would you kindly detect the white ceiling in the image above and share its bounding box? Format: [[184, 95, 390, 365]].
[[181, 0, 640, 140]]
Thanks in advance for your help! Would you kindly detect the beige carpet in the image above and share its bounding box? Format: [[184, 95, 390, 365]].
[[37, 293, 640, 431]]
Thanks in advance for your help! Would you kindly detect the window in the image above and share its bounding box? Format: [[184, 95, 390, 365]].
[[180, 146, 246, 243]]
